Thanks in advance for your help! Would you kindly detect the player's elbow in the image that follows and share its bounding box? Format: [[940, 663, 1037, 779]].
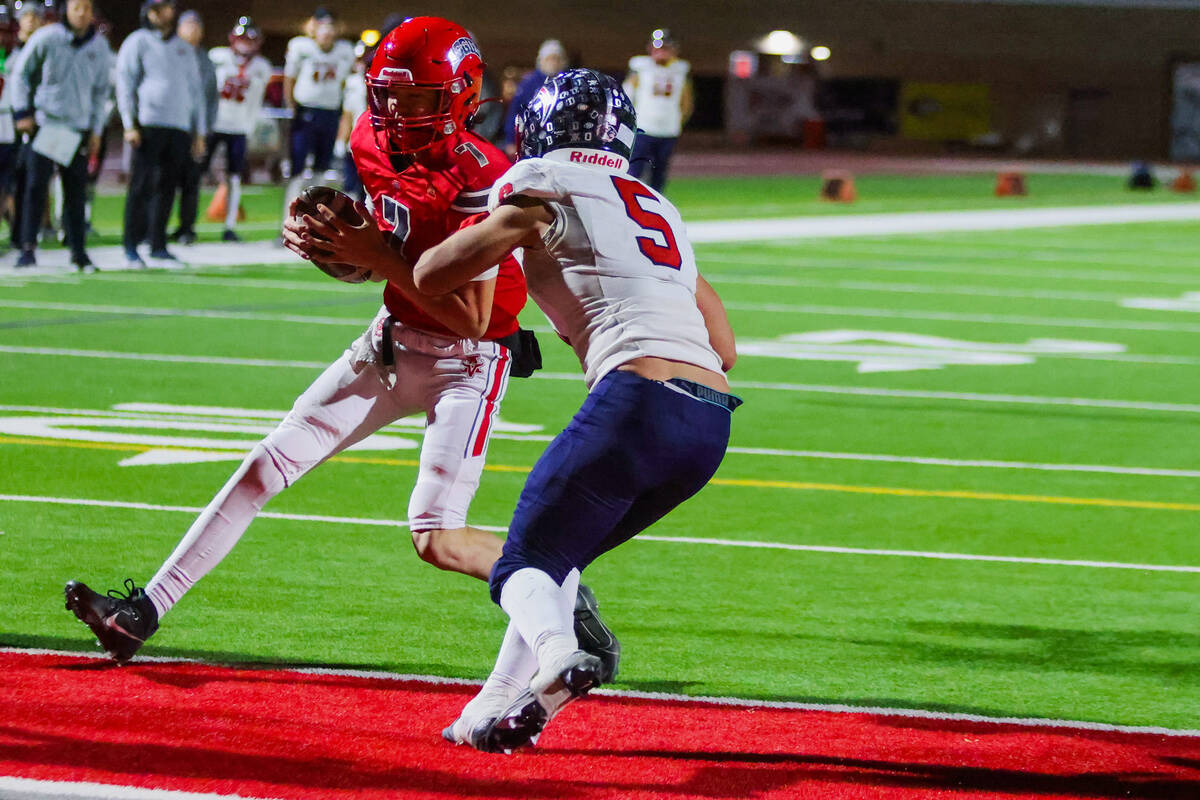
[[720, 349, 737, 372]]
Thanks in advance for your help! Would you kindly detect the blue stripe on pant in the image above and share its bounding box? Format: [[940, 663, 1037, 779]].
[[489, 369, 733, 602]]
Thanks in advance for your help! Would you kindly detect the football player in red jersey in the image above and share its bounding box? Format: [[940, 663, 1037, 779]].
[[63, 19, 619, 695]]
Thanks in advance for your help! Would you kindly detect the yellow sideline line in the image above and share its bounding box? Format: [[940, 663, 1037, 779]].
[[3, 434, 1198, 511]]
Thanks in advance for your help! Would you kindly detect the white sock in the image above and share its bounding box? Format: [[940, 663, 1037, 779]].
[[460, 620, 537, 726], [499, 567, 579, 675], [144, 445, 285, 618], [224, 175, 241, 231]]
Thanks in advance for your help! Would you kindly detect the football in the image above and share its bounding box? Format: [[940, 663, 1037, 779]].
[[291, 186, 381, 283]]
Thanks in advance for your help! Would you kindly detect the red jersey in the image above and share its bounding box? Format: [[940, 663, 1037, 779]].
[[350, 116, 526, 340]]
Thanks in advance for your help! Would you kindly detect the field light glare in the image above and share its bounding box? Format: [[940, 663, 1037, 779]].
[[759, 30, 804, 56], [811, 45, 831, 61]]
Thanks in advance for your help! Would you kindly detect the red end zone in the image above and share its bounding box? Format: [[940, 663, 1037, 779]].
[[1, 651, 1198, 799]]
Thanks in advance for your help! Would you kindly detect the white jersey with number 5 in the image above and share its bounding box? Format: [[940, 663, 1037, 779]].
[[487, 148, 722, 388]]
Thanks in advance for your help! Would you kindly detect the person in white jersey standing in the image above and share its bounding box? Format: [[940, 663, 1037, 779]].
[[283, 6, 353, 186], [414, 68, 740, 753], [205, 16, 270, 242], [623, 28, 691, 192]]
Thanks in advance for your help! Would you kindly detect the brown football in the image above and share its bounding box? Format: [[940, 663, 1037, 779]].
[[291, 186, 376, 283]]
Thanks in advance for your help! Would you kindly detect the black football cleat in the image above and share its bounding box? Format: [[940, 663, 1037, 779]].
[[478, 651, 604, 753], [574, 583, 620, 682], [64, 579, 159, 663]]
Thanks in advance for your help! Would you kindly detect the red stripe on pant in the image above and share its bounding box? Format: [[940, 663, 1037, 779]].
[[470, 346, 510, 458]]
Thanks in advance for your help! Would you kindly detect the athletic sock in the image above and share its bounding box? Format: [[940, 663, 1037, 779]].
[[499, 567, 579, 676], [224, 175, 241, 231], [459, 620, 537, 726], [144, 445, 285, 618]]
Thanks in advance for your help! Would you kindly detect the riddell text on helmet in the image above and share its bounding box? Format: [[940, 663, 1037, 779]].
[[568, 150, 625, 168]]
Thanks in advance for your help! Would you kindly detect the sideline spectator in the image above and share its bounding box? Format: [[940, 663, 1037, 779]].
[[10, 0, 112, 270], [6, 0, 46, 250], [204, 15, 270, 242], [115, 0, 205, 267], [283, 6, 353, 182], [335, 34, 368, 201], [501, 38, 565, 158], [170, 8, 217, 245], [623, 28, 692, 192]]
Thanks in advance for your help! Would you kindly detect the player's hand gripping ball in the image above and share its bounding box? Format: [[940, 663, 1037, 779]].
[[290, 186, 381, 283]]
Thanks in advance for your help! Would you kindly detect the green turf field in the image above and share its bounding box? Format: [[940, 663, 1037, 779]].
[[2, 174, 1198, 731]]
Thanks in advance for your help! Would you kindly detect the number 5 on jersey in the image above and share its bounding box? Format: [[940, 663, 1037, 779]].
[[611, 175, 682, 270]]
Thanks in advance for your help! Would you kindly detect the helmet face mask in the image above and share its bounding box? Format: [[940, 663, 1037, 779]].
[[516, 68, 637, 164], [366, 16, 483, 157]]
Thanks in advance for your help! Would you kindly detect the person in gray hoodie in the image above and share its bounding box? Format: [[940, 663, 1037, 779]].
[[170, 8, 215, 245], [115, 0, 204, 266], [10, 0, 112, 270]]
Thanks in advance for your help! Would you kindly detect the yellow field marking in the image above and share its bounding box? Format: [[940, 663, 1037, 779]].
[[708, 477, 1200, 511], [3, 434, 1197, 511]]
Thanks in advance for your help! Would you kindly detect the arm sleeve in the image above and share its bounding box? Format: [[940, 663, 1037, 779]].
[[90, 45, 114, 135], [186, 50, 205, 135], [486, 159, 561, 211], [11, 35, 44, 118], [243, 60, 270, 136], [115, 36, 141, 131]]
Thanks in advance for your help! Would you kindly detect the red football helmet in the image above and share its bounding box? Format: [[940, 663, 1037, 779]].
[[366, 16, 484, 156], [229, 16, 262, 58]]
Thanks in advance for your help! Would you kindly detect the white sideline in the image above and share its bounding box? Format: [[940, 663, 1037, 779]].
[[684, 202, 1200, 243], [0, 202, 1197, 278], [4, 346, 1200, 416], [1, 494, 1196, 572], [3, 646, 1198, 740], [0, 777, 278, 800]]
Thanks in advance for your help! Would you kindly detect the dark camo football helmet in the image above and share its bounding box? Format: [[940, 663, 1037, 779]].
[[515, 68, 637, 162]]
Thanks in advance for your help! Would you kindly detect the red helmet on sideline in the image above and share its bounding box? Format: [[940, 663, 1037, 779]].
[[366, 16, 484, 156], [229, 16, 262, 58]]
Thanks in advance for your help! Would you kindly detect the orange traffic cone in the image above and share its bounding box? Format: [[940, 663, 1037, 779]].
[[1171, 169, 1196, 193], [995, 171, 1027, 197], [205, 183, 246, 222], [819, 171, 856, 203]]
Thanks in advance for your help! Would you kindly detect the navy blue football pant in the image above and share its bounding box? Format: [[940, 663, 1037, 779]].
[[629, 133, 677, 192], [21, 139, 88, 258], [489, 370, 737, 603], [178, 133, 248, 235], [124, 126, 190, 253], [290, 106, 340, 174]]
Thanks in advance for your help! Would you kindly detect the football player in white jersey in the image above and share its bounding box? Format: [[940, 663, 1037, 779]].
[[414, 68, 739, 753], [283, 7, 354, 181], [207, 16, 271, 242], [335, 37, 369, 200], [622, 28, 692, 192]]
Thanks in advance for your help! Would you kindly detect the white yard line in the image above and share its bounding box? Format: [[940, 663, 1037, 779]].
[[3, 646, 1198, 740], [709, 275, 1128, 302], [1, 493, 1195, 572], [729, 378, 1200, 414], [0, 299, 366, 327], [720, 300, 1200, 334], [2, 347, 1198, 415], [684, 203, 1200, 243], [704, 254, 1200, 287], [0, 778, 279, 800]]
